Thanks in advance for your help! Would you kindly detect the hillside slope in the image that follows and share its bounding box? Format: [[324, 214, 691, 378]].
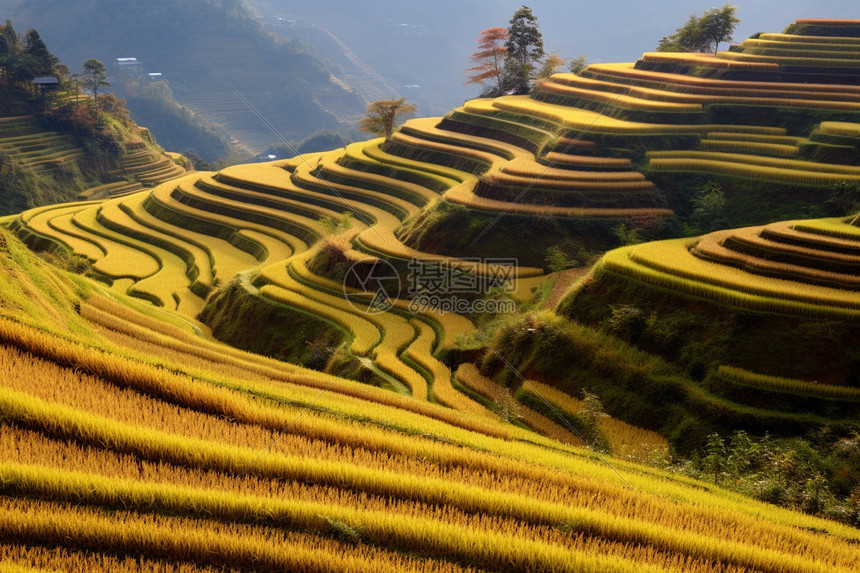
[[10, 18, 860, 433], [9, 0, 367, 155], [1, 17, 860, 569], [0, 112, 187, 216], [555, 20, 860, 393], [1, 205, 858, 571]]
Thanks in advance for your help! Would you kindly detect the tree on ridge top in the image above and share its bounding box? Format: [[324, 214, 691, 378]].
[[505, 5, 544, 94], [22, 29, 57, 78], [657, 3, 740, 54], [465, 26, 508, 96], [359, 98, 416, 141], [82, 58, 109, 114]]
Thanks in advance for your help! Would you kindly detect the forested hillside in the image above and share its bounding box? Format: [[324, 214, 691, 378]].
[[7, 0, 366, 157], [0, 21, 189, 214]]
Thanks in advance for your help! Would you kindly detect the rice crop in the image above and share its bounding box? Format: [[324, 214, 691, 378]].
[[147, 181, 306, 261], [717, 365, 860, 400], [70, 205, 162, 281], [647, 150, 860, 175], [259, 283, 381, 356], [819, 121, 860, 136], [119, 189, 260, 284], [692, 230, 860, 290], [23, 203, 105, 261], [520, 379, 669, 461], [344, 140, 462, 189], [640, 52, 780, 71], [724, 223, 860, 266], [537, 78, 704, 112], [488, 96, 785, 136], [3, 459, 855, 573], [759, 32, 860, 45], [2, 307, 859, 571], [542, 152, 634, 169], [405, 320, 488, 415], [318, 160, 438, 206], [717, 50, 860, 68], [648, 156, 860, 185], [6, 33, 860, 571], [501, 158, 646, 181], [551, 72, 860, 107], [699, 138, 800, 157], [601, 239, 860, 319], [740, 38, 860, 54], [584, 62, 860, 100], [444, 181, 673, 219], [398, 117, 528, 161], [387, 131, 500, 171], [170, 176, 325, 246], [487, 171, 655, 191]]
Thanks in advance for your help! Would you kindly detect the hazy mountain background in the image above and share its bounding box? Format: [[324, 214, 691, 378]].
[[1, 0, 367, 159], [3, 0, 858, 159], [248, 0, 860, 116]]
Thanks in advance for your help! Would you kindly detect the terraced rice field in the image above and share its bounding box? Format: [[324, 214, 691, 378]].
[[0, 116, 187, 200], [10, 136, 547, 421], [4, 17, 860, 571], [10, 17, 860, 420], [2, 245, 859, 572], [512, 30, 860, 187], [0, 117, 82, 175], [600, 215, 860, 320], [13, 16, 860, 403]]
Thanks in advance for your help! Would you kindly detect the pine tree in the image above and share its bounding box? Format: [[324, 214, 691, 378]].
[[504, 6, 544, 93], [82, 58, 110, 114], [23, 29, 57, 77]]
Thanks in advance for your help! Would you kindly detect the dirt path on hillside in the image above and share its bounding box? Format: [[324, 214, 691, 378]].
[[544, 267, 590, 309]]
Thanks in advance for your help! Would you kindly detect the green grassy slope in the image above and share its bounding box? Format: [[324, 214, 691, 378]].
[[0, 113, 187, 216]]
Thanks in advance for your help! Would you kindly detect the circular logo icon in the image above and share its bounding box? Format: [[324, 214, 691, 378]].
[[343, 258, 401, 315]]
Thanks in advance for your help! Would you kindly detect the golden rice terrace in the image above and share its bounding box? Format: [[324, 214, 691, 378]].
[[1, 17, 859, 573]]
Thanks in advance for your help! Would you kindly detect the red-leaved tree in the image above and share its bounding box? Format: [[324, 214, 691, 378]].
[[465, 27, 508, 96]]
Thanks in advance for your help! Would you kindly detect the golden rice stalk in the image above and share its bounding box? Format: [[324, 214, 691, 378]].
[[718, 365, 860, 400], [819, 121, 860, 137], [648, 157, 860, 185]]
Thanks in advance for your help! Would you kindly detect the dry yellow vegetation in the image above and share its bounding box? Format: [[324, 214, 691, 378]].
[[1, 327, 858, 573], [6, 18, 860, 571]]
